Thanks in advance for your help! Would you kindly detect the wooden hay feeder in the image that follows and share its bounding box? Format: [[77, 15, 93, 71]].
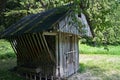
[[0, 6, 92, 80]]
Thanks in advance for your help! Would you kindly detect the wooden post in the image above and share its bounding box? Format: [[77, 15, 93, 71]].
[[45, 75, 47, 80], [26, 73, 28, 79], [34, 75, 36, 80], [51, 76, 54, 80], [42, 33, 55, 63], [39, 73, 41, 80]]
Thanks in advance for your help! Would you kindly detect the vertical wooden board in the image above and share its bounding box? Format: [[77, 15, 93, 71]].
[[73, 35, 76, 73], [62, 33, 66, 74], [75, 35, 79, 71], [58, 33, 64, 78], [17, 36, 27, 62], [21, 35, 35, 62], [38, 33, 51, 64], [25, 34, 36, 61], [35, 33, 44, 63], [18, 36, 29, 63], [11, 36, 24, 64], [27, 34, 38, 60], [22, 35, 33, 61], [38, 33, 50, 65], [32, 34, 41, 61], [55, 34, 59, 77], [42, 34, 55, 63], [28, 34, 42, 62]]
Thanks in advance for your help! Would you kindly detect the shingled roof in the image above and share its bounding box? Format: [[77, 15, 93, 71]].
[[0, 6, 70, 38]]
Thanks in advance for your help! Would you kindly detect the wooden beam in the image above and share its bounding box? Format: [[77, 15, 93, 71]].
[[41, 33, 56, 63], [43, 32, 57, 36], [20, 35, 31, 61], [38, 33, 51, 64], [35, 33, 45, 64], [25, 34, 36, 60], [38, 33, 50, 64], [27, 34, 39, 63], [32, 34, 41, 61], [18, 36, 29, 63]]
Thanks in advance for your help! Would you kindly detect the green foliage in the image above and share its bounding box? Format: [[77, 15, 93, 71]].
[[81, 0, 120, 45], [0, 39, 15, 59], [0, 0, 44, 31], [41, 0, 120, 45]]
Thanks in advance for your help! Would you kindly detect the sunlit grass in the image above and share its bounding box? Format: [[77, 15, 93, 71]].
[[0, 39, 15, 59], [79, 43, 120, 55], [78, 54, 120, 80]]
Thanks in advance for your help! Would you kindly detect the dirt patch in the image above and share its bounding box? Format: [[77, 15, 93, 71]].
[[68, 72, 101, 80]]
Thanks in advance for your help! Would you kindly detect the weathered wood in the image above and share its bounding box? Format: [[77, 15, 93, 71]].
[[35, 33, 44, 63], [17, 67, 41, 73], [26, 34, 37, 61], [9, 37, 21, 64], [16, 36, 27, 64], [58, 33, 64, 78], [24, 34, 36, 61], [38, 33, 51, 63], [22, 35, 33, 61], [32, 34, 41, 61], [18, 36, 28, 62], [43, 32, 57, 35], [38, 33, 50, 64], [59, 15, 81, 35], [12, 36, 24, 63], [42, 34, 56, 63]]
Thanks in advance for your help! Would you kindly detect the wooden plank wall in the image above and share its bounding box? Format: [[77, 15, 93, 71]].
[[8, 33, 56, 78], [58, 15, 80, 35], [58, 33, 79, 78], [8, 32, 79, 79]]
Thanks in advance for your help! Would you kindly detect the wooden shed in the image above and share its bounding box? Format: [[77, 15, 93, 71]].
[[0, 6, 92, 80]]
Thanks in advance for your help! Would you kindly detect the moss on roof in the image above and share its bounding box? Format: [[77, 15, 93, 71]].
[[0, 5, 71, 38]]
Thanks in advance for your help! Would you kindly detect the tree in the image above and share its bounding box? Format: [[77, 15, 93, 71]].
[[42, 0, 120, 45], [0, 0, 44, 31], [0, 0, 120, 45]]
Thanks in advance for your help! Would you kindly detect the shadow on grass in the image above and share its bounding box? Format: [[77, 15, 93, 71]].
[[0, 52, 16, 59], [78, 63, 105, 74], [0, 57, 25, 80], [78, 63, 120, 80], [0, 70, 26, 80], [78, 63, 86, 73]]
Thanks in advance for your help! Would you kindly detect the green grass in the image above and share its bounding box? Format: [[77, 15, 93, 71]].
[[78, 54, 120, 80], [0, 39, 15, 59], [0, 58, 25, 80], [0, 40, 25, 80], [79, 43, 120, 55]]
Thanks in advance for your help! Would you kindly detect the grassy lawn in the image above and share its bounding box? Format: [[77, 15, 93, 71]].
[[78, 54, 120, 80], [79, 43, 120, 55], [0, 40, 25, 80], [0, 40, 120, 80], [0, 58, 25, 80]]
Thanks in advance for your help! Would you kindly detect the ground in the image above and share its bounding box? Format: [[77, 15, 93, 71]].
[[1, 54, 120, 80], [68, 54, 120, 80]]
